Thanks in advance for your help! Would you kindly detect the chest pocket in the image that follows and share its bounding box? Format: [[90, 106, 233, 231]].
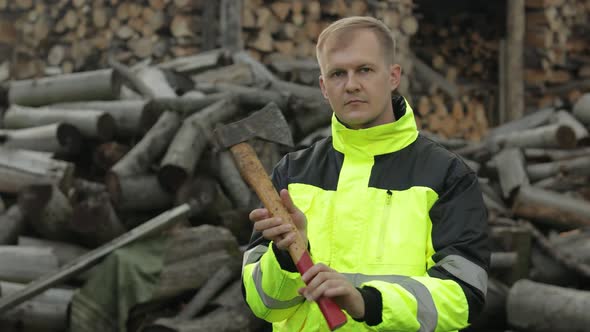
[[364, 188, 429, 276]]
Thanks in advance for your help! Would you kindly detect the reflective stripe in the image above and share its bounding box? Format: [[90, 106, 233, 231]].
[[252, 262, 304, 309], [437, 255, 488, 294], [343, 273, 437, 332], [242, 244, 268, 268]]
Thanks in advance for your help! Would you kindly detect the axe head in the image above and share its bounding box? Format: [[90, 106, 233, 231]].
[[215, 102, 293, 148]]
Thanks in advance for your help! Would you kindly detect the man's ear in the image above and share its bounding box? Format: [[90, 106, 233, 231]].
[[319, 75, 329, 99], [389, 64, 401, 91]]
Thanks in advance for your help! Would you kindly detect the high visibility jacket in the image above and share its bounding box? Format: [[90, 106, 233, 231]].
[[242, 96, 490, 331]]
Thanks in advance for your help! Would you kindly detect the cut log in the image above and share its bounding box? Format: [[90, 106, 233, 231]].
[[0, 206, 25, 245], [71, 191, 126, 247], [8, 69, 121, 107], [18, 236, 89, 267], [0, 203, 192, 313], [512, 185, 590, 229], [551, 110, 589, 143], [192, 63, 256, 86], [141, 93, 229, 130], [220, 0, 243, 51], [526, 156, 590, 181], [0, 123, 83, 155], [524, 147, 590, 161], [494, 124, 577, 149], [158, 49, 226, 74], [4, 105, 117, 141], [18, 184, 73, 242], [93, 142, 131, 172], [0, 246, 58, 283], [0, 147, 75, 194], [411, 53, 459, 99], [507, 279, 590, 332], [214, 150, 253, 209], [196, 82, 288, 110], [139, 306, 251, 332], [159, 98, 239, 192], [494, 148, 529, 198], [107, 67, 180, 199], [572, 93, 590, 125], [0, 281, 73, 331], [470, 278, 509, 330], [489, 107, 554, 138], [114, 175, 173, 212], [533, 174, 589, 192], [49, 100, 149, 137]]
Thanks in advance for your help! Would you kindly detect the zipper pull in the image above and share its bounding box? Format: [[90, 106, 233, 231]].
[[386, 190, 392, 205]]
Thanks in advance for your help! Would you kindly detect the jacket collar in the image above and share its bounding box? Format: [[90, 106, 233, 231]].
[[331, 96, 419, 157]]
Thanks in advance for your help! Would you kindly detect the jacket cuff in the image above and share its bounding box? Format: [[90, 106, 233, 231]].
[[271, 241, 311, 273], [353, 286, 383, 326]]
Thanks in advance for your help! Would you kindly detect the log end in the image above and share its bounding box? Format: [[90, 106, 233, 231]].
[[158, 165, 188, 193], [17, 183, 54, 214], [56, 123, 83, 155], [104, 171, 122, 204], [97, 113, 117, 141], [556, 125, 577, 149], [139, 101, 162, 132]]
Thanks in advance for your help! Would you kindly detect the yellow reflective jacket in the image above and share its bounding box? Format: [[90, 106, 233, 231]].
[[242, 96, 490, 331]]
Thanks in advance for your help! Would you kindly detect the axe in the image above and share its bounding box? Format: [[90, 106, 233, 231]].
[[215, 103, 347, 330]]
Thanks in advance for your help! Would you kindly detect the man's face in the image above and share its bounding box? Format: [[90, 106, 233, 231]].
[[318, 29, 401, 129]]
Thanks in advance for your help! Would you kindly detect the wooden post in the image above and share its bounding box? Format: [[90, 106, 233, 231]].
[[220, 0, 242, 51], [506, 0, 525, 121], [498, 39, 507, 126]]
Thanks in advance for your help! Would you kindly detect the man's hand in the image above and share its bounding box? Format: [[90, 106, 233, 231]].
[[249, 189, 307, 250], [299, 263, 365, 320]]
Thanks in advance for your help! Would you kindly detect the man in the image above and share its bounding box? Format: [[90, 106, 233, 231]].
[[242, 16, 490, 331]]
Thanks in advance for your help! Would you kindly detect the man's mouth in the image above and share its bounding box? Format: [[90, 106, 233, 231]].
[[345, 99, 365, 105]]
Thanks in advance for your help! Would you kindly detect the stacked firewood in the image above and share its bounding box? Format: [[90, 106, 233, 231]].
[[242, 0, 417, 95], [409, 5, 499, 140], [4, 0, 217, 80], [525, 0, 590, 109]]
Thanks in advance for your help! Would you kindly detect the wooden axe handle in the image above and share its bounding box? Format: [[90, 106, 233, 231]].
[[230, 142, 347, 330]]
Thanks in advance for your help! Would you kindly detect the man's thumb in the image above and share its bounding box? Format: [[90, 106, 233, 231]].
[[280, 189, 298, 214]]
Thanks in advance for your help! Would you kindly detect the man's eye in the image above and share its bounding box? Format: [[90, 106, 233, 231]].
[[360, 67, 371, 73], [331, 71, 344, 78]]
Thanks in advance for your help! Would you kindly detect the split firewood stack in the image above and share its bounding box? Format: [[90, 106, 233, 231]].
[[525, 0, 590, 110]]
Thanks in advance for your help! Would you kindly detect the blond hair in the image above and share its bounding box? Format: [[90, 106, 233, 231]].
[[316, 16, 396, 67]]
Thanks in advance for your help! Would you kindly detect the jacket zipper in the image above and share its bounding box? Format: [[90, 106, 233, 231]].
[[376, 190, 393, 262]]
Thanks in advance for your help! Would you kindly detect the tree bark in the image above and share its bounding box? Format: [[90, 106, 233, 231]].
[[494, 124, 577, 149], [489, 107, 554, 138], [18, 184, 73, 242], [494, 148, 529, 198], [214, 150, 253, 210], [0, 206, 25, 245], [107, 68, 180, 200], [159, 98, 238, 192], [0, 281, 73, 331], [524, 147, 590, 162], [18, 236, 89, 266], [513, 185, 590, 229], [0, 147, 75, 194], [527, 155, 590, 181], [0, 123, 83, 155], [507, 279, 590, 332], [506, 0, 525, 121], [49, 100, 149, 137], [0, 246, 59, 283], [573, 93, 590, 125], [4, 105, 116, 141], [8, 68, 121, 107], [551, 110, 589, 143]]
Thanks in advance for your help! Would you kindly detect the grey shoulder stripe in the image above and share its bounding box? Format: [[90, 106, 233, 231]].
[[242, 244, 268, 268], [437, 255, 488, 294], [252, 262, 304, 309], [342, 273, 437, 332]]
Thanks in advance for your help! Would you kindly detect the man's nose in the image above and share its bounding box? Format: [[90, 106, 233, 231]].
[[344, 73, 360, 92]]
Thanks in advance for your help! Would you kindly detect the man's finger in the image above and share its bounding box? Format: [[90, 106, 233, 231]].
[[249, 208, 269, 222], [279, 189, 299, 214]]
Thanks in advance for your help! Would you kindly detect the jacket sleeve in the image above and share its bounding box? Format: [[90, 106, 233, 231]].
[[357, 164, 490, 331], [241, 156, 306, 322]]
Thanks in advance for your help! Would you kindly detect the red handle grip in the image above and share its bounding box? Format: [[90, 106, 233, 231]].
[[296, 251, 347, 330]]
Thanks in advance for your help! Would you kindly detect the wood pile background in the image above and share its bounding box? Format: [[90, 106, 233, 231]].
[[525, 0, 590, 110], [0, 46, 588, 331]]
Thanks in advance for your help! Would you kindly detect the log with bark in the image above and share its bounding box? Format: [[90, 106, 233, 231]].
[[8, 69, 122, 106], [0, 246, 59, 283], [494, 148, 530, 198], [507, 279, 590, 332], [0, 147, 75, 194], [0, 281, 73, 331], [573, 93, 590, 125], [0, 206, 25, 245], [71, 191, 126, 247], [0, 123, 83, 155], [4, 105, 117, 141], [18, 184, 73, 242], [159, 98, 239, 192]]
